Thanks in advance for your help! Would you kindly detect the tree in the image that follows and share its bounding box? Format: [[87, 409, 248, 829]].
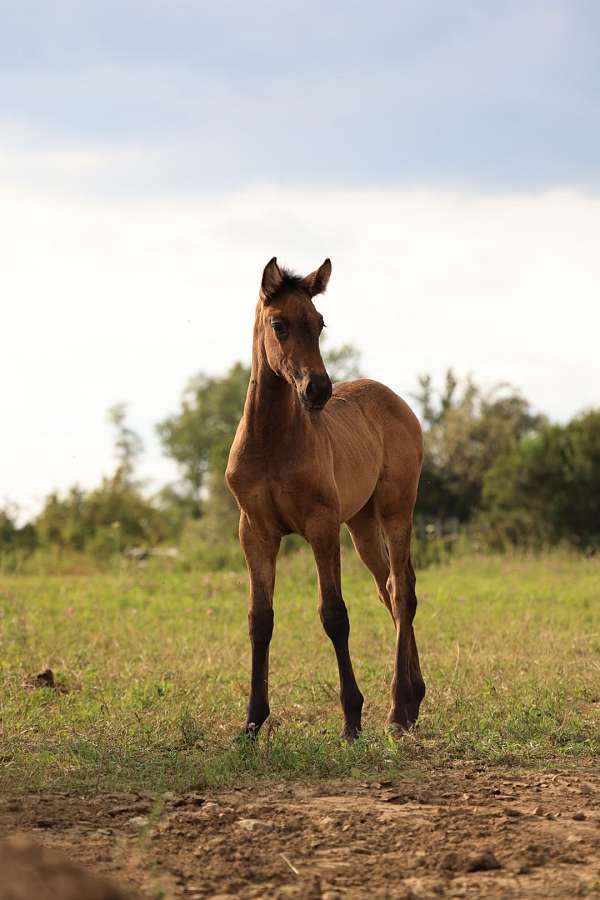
[[324, 342, 363, 383], [34, 405, 172, 557], [413, 370, 545, 522], [0, 507, 17, 547], [482, 409, 600, 549], [157, 362, 250, 509], [0, 504, 37, 556], [107, 403, 144, 485]]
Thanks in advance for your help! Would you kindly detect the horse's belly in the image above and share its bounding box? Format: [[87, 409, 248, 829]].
[[329, 423, 383, 522], [336, 457, 381, 522]]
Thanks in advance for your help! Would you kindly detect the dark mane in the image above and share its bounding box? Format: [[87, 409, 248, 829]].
[[272, 267, 306, 299]]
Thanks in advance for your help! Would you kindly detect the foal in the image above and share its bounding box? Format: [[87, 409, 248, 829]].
[[226, 258, 424, 739]]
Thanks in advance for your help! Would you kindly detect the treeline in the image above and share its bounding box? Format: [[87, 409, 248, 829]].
[[414, 372, 599, 549], [1, 349, 599, 567]]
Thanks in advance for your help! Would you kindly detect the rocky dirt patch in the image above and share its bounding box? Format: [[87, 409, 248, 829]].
[[1, 764, 599, 898]]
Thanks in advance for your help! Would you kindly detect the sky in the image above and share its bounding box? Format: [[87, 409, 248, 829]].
[[2, 1, 600, 517]]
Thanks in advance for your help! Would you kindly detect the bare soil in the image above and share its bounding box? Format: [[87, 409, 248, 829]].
[[1, 764, 599, 899]]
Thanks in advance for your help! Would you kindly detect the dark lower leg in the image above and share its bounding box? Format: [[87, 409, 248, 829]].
[[246, 606, 274, 733], [240, 516, 279, 737], [319, 591, 364, 738], [389, 638, 425, 729], [308, 523, 364, 738], [388, 557, 425, 729]]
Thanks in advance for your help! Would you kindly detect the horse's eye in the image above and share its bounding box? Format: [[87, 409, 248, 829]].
[[271, 319, 288, 339], [320, 318, 326, 331]]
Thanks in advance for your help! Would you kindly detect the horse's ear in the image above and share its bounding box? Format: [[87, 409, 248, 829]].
[[302, 259, 332, 297], [260, 257, 283, 304]]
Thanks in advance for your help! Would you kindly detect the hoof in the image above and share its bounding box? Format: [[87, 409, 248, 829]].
[[341, 722, 361, 742], [386, 720, 417, 740], [234, 722, 261, 746], [386, 721, 404, 740], [388, 678, 425, 734], [386, 704, 422, 736]]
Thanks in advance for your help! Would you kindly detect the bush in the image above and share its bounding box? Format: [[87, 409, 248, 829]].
[[33, 473, 174, 557], [482, 410, 600, 551]]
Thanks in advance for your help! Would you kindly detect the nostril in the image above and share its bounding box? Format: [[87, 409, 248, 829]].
[[303, 374, 331, 407], [317, 374, 332, 399], [306, 380, 318, 401]]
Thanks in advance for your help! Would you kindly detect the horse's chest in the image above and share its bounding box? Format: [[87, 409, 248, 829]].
[[228, 459, 329, 533]]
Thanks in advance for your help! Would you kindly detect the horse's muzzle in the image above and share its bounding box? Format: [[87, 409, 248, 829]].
[[299, 372, 332, 412]]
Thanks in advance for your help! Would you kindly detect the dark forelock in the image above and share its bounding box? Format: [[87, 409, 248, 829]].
[[270, 267, 307, 301]]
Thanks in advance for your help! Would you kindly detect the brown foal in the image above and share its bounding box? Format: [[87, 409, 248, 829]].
[[226, 258, 425, 739]]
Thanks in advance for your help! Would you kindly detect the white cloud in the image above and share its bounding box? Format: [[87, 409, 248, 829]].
[[2, 160, 599, 516]]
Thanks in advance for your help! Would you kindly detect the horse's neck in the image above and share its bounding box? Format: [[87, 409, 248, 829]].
[[242, 348, 303, 448]]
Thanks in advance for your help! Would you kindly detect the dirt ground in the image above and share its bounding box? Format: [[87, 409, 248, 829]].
[[1, 764, 599, 899]]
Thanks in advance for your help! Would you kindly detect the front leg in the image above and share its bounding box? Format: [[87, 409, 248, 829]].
[[239, 514, 280, 736], [307, 518, 364, 740]]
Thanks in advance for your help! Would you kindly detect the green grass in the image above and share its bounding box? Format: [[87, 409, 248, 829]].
[[0, 549, 598, 792]]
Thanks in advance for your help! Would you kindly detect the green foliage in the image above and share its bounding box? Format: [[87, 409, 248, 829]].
[[3, 353, 598, 563], [482, 409, 600, 550], [414, 369, 546, 522], [0, 506, 37, 568], [323, 342, 363, 383], [154, 484, 200, 536], [34, 473, 171, 559], [156, 362, 250, 506], [107, 402, 144, 485], [24, 405, 174, 562]]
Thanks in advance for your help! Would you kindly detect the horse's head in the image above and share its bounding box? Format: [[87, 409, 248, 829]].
[[257, 257, 333, 412]]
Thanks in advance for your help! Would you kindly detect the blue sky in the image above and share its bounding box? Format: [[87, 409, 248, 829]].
[[3, 1, 600, 193], [2, 1, 600, 513]]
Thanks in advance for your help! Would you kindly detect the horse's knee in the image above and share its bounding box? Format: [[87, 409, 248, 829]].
[[248, 607, 274, 648]]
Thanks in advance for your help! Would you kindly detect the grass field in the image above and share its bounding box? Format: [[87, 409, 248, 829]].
[[1, 549, 599, 793]]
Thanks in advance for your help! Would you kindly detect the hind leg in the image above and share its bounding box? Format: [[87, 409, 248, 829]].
[[376, 492, 425, 731], [346, 498, 393, 618]]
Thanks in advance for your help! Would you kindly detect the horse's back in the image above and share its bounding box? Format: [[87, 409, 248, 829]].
[[329, 378, 422, 458]]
